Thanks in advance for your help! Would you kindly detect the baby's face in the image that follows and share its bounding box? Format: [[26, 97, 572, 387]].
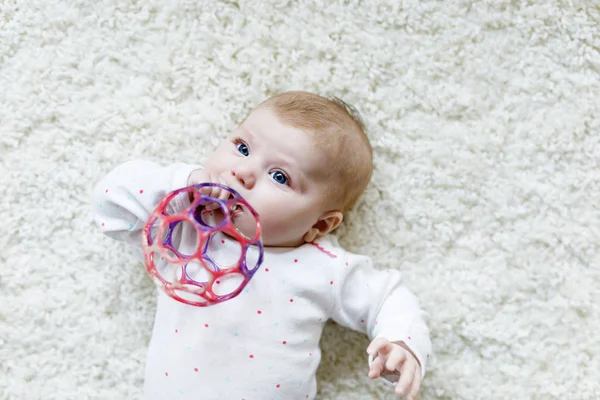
[[205, 107, 333, 247]]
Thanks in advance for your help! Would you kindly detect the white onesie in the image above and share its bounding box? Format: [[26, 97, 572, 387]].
[[92, 160, 432, 400]]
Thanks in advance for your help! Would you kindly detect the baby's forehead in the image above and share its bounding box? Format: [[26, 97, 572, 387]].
[[279, 132, 330, 180], [297, 143, 331, 178], [243, 109, 322, 156]]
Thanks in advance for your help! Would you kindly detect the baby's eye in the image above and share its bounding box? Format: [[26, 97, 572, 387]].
[[236, 142, 249, 156], [270, 170, 289, 185]]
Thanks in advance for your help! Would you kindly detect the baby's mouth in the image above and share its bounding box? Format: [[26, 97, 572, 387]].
[[230, 204, 244, 218]]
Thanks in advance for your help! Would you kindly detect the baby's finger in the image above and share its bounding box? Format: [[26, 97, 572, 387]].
[[217, 183, 231, 202], [368, 355, 384, 379], [203, 186, 221, 210], [208, 183, 221, 199], [367, 337, 393, 357], [192, 185, 212, 203], [197, 184, 214, 197], [385, 349, 407, 373], [406, 367, 422, 400], [395, 361, 415, 397]]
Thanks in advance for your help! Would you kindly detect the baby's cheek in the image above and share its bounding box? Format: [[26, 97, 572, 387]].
[[230, 212, 258, 239], [266, 214, 305, 237], [255, 199, 314, 242]]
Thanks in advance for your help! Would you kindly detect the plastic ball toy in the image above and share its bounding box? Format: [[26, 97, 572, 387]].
[[142, 183, 263, 306]]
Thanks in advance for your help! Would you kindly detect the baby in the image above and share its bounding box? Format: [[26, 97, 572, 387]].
[[92, 91, 432, 400]]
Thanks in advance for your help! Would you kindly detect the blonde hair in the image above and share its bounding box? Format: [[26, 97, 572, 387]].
[[256, 91, 373, 213]]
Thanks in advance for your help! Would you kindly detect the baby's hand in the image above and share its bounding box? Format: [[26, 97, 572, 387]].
[[367, 337, 422, 400], [187, 169, 231, 203]]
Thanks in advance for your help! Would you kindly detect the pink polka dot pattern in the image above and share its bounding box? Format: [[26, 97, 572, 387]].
[[95, 192, 431, 399]]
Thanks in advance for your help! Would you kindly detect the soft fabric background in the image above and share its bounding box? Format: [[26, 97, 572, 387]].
[[1, 0, 598, 399]]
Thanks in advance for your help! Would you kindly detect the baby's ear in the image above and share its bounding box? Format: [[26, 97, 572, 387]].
[[303, 211, 344, 242]]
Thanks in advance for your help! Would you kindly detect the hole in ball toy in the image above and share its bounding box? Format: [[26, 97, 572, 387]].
[[146, 250, 168, 278], [182, 259, 213, 284], [245, 246, 262, 272], [156, 218, 202, 260], [194, 200, 226, 228], [164, 188, 195, 215], [205, 232, 243, 269], [212, 272, 245, 296], [146, 217, 181, 251], [173, 284, 209, 305], [158, 248, 180, 268], [229, 201, 258, 240], [154, 259, 184, 287]]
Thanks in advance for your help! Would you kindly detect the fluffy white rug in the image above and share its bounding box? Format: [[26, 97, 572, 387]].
[[1, 0, 598, 398]]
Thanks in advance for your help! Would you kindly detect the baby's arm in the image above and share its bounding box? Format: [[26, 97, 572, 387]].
[[91, 160, 201, 246], [330, 251, 432, 397]]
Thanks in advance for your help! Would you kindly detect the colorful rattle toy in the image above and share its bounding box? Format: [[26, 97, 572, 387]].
[[142, 183, 263, 307]]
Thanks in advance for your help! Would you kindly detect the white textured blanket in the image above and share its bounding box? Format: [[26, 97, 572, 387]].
[[1, 1, 598, 399]]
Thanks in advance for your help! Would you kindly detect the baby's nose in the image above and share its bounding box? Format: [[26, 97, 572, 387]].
[[231, 170, 255, 189]]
